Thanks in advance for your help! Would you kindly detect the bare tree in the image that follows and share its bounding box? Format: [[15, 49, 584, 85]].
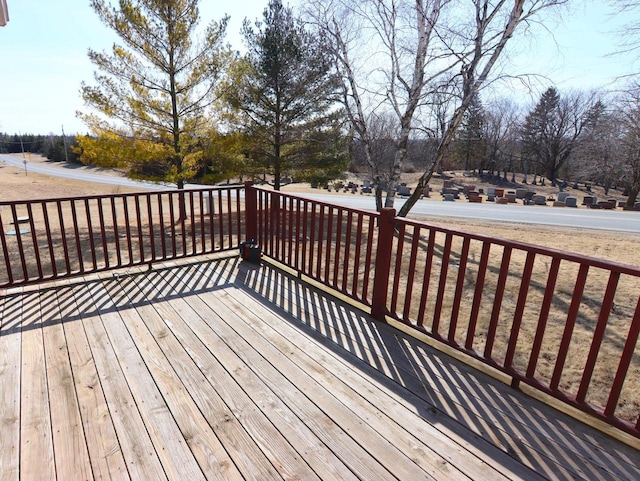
[[572, 99, 626, 195], [609, 1, 640, 74], [307, 0, 568, 216], [520, 87, 595, 187], [616, 83, 640, 206], [483, 98, 522, 177]]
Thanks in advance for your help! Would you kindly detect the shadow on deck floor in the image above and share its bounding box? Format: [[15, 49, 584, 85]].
[[0, 254, 638, 480]]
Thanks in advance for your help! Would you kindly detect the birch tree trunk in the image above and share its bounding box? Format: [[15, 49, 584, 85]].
[[307, 0, 568, 216]]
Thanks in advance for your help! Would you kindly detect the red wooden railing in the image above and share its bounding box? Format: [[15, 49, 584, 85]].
[[2, 183, 639, 439], [0, 187, 244, 287], [248, 185, 640, 439]]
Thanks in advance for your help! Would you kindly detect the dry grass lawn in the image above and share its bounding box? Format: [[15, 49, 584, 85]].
[[2, 154, 638, 269]]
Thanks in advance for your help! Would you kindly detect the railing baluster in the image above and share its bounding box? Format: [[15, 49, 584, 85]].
[[307, 202, 316, 276], [342, 211, 353, 294], [148, 193, 156, 260], [351, 213, 364, 299], [300, 200, 308, 272], [134, 195, 145, 262], [95, 198, 108, 269], [198, 191, 205, 253], [324, 207, 334, 283], [57, 200, 71, 275], [294, 198, 301, 270], [10, 204, 28, 281], [226, 189, 232, 251], [209, 190, 216, 251], [432, 233, 453, 334], [110, 197, 122, 268], [390, 223, 406, 317], [316, 205, 325, 280], [42, 202, 57, 278], [550, 264, 590, 390], [525, 256, 561, 378], [577, 271, 620, 403], [157, 193, 166, 259], [503, 251, 536, 368], [70, 200, 84, 273], [465, 241, 491, 350], [180, 192, 187, 256], [484, 247, 513, 359], [361, 215, 375, 305], [417, 229, 436, 329], [288, 197, 295, 265], [26, 203, 43, 280], [187, 191, 194, 255], [168, 193, 177, 257], [84, 198, 98, 270], [236, 188, 242, 244], [402, 226, 421, 322], [449, 237, 471, 343], [333, 210, 343, 289]]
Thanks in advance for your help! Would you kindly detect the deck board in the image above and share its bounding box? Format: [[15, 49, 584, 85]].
[[143, 285, 343, 481], [0, 254, 638, 480], [0, 288, 20, 481], [234, 260, 640, 481], [20, 287, 55, 481], [57, 281, 129, 480], [42, 286, 93, 481]]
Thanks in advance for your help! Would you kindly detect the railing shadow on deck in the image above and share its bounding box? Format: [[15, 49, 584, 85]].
[[0, 256, 239, 338], [249, 187, 640, 442], [232, 258, 640, 481], [2, 255, 638, 480]]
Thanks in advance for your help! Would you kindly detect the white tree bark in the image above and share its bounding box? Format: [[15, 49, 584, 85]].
[[307, 0, 568, 216]]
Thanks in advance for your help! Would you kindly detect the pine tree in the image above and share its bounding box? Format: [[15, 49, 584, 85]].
[[454, 94, 487, 172], [79, 0, 231, 188], [228, 0, 344, 190]]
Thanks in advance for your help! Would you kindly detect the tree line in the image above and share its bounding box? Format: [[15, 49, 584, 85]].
[[0, 133, 80, 163], [21, 1, 639, 214], [447, 87, 640, 206]]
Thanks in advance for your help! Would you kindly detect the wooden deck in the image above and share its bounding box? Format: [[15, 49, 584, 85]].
[[1, 254, 638, 480]]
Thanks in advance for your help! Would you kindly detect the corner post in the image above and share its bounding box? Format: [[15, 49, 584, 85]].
[[371, 207, 396, 321], [244, 181, 257, 242]]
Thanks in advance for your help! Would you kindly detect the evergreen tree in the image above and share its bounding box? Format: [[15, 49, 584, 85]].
[[454, 93, 487, 172], [227, 0, 345, 190], [520, 87, 590, 186], [79, 0, 231, 188]]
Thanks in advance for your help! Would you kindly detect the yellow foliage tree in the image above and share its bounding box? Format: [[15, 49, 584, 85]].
[[78, 0, 231, 189]]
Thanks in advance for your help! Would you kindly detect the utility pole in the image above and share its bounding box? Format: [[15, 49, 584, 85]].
[[61, 125, 69, 163], [19, 133, 27, 176]]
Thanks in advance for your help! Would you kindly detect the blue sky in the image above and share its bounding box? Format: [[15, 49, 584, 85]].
[[0, 1, 636, 135]]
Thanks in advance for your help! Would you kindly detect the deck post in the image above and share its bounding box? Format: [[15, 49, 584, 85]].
[[245, 181, 257, 242], [371, 207, 396, 321]]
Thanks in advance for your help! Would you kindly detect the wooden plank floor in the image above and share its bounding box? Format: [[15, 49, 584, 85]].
[[1, 254, 638, 480]]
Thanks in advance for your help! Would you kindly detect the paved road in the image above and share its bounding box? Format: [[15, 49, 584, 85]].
[[291, 192, 640, 234], [3, 154, 640, 233], [1, 153, 171, 190]]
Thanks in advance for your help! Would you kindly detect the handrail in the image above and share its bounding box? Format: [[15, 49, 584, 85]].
[[0, 186, 244, 288], [250, 185, 640, 439]]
